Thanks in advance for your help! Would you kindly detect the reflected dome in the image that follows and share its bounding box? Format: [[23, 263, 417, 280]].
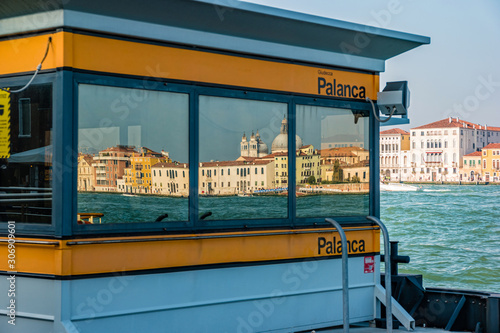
[[271, 116, 303, 153]]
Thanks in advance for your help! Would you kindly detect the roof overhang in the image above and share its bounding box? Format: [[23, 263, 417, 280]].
[[0, 0, 430, 72]]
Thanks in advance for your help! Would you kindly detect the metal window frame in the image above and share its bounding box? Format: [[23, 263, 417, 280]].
[[18, 97, 32, 138], [0, 70, 379, 237], [0, 72, 58, 236]]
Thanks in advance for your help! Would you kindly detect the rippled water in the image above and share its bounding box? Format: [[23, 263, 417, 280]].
[[79, 185, 499, 293], [381, 185, 500, 293]]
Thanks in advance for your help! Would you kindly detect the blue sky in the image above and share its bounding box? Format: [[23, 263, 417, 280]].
[[242, 0, 500, 131]]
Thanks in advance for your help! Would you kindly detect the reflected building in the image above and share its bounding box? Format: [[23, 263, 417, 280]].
[[320, 147, 370, 183], [77, 154, 95, 191], [271, 116, 303, 153], [92, 145, 137, 192], [296, 145, 321, 184], [123, 147, 170, 194], [199, 160, 275, 195], [240, 130, 269, 158], [151, 162, 189, 196]]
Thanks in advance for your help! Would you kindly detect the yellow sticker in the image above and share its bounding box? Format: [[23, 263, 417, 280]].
[[0, 89, 11, 158]]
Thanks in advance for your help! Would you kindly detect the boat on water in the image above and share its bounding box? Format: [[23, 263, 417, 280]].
[[380, 182, 423, 192], [122, 193, 137, 197], [237, 193, 253, 197], [0, 2, 497, 333]]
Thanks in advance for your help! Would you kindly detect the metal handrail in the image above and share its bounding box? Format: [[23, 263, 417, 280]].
[[325, 218, 349, 333], [367, 216, 392, 333]]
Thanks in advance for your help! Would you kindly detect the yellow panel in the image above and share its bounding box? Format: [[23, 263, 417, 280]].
[[0, 228, 380, 277], [0, 33, 63, 75], [0, 32, 379, 99], [0, 89, 10, 158]]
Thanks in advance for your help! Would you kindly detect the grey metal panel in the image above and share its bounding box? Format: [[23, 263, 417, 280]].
[[0, 10, 63, 35], [0, 0, 429, 72], [0, 277, 61, 332]]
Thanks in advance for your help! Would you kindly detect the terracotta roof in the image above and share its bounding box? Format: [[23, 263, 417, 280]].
[[198, 159, 273, 167], [300, 145, 312, 149], [380, 128, 409, 135], [83, 156, 94, 165], [413, 118, 500, 131], [101, 145, 137, 153], [152, 162, 189, 168], [261, 152, 288, 159], [341, 160, 370, 168], [464, 151, 482, 157], [237, 156, 259, 162], [483, 143, 500, 149]]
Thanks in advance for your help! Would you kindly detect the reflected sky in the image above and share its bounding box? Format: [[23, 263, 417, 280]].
[[199, 96, 286, 161], [78, 85, 189, 161]]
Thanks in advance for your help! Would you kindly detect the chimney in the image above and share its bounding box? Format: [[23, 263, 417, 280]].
[[449, 117, 451, 123]]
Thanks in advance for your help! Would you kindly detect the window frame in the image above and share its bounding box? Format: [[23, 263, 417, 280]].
[[0, 73, 58, 236], [71, 73, 377, 236]]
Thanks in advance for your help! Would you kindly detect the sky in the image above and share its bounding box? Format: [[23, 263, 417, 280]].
[[242, 0, 500, 131]]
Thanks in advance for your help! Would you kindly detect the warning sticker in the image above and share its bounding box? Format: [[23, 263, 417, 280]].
[[0, 89, 10, 158], [364, 256, 375, 273]]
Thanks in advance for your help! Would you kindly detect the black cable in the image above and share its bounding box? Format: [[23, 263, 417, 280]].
[[366, 97, 396, 123]]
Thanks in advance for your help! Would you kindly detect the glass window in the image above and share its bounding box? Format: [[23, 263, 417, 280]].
[[296, 105, 369, 217], [0, 84, 52, 224], [77, 84, 189, 224], [199, 96, 288, 220], [19, 98, 32, 137]]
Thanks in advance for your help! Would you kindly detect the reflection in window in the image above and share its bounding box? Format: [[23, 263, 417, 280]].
[[198, 96, 288, 220], [296, 105, 370, 217], [19, 98, 31, 137], [0, 84, 52, 223], [77, 85, 189, 224]]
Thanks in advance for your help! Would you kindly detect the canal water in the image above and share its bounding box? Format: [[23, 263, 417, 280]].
[[78, 185, 499, 293], [381, 185, 500, 293]]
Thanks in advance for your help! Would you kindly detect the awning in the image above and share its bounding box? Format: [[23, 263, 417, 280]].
[[8, 145, 52, 163]]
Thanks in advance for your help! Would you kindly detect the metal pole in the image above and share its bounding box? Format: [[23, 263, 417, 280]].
[[367, 216, 392, 333], [325, 218, 349, 333]]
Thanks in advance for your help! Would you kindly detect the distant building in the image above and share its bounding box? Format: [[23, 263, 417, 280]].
[[270, 116, 303, 153], [240, 130, 269, 158], [151, 162, 189, 196], [410, 117, 500, 182], [198, 160, 275, 195], [92, 145, 137, 192], [319, 146, 369, 183], [259, 152, 288, 188], [461, 151, 482, 181], [380, 128, 410, 181], [296, 145, 321, 184], [123, 147, 170, 193], [481, 143, 500, 182], [77, 154, 95, 191]]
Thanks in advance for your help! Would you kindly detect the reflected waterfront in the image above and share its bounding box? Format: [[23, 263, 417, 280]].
[[78, 192, 369, 223]]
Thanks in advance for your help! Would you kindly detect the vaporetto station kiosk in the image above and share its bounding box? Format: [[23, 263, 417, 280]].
[[0, 1, 429, 332]]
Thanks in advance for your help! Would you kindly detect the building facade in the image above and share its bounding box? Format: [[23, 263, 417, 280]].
[[77, 154, 94, 191], [481, 143, 500, 182], [409, 118, 500, 182], [461, 151, 482, 181], [92, 145, 137, 192], [380, 128, 410, 181]]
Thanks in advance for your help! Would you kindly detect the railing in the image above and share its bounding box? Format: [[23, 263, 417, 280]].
[[367, 216, 392, 333], [0, 187, 52, 223], [325, 218, 349, 333]]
